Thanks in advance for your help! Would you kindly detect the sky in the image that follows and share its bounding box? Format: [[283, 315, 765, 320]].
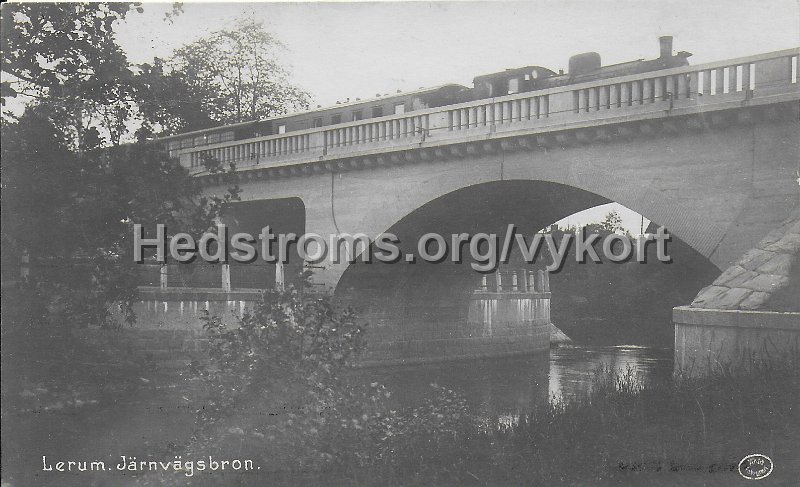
[[117, 0, 800, 108], [42, 1, 800, 232]]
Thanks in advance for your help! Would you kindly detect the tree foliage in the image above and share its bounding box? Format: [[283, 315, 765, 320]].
[[1, 2, 146, 147], [1, 108, 239, 328], [196, 280, 366, 422], [1, 3, 241, 329], [170, 18, 310, 128]]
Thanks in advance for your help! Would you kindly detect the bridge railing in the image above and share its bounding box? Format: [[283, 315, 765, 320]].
[[177, 48, 798, 173], [323, 113, 431, 154]]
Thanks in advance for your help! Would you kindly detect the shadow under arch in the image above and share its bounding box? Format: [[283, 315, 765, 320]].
[[334, 179, 719, 354], [222, 197, 306, 289]]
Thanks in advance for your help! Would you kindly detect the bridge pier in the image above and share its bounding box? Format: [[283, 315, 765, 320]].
[[360, 269, 553, 366], [674, 210, 800, 376]]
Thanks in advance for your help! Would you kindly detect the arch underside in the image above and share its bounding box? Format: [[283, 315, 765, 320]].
[[334, 180, 719, 349]]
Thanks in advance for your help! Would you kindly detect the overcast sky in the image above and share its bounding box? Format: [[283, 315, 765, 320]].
[[118, 0, 800, 108], [108, 1, 800, 231]]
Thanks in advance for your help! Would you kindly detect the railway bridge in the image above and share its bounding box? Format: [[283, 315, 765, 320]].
[[138, 48, 799, 368]]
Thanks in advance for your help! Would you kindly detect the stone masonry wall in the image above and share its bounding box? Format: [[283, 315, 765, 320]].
[[674, 208, 800, 375], [690, 208, 800, 311]]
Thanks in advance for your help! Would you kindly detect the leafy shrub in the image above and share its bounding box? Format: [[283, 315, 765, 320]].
[[193, 278, 366, 424]]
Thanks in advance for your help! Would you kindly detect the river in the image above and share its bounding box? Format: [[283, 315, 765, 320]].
[[356, 345, 673, 424]]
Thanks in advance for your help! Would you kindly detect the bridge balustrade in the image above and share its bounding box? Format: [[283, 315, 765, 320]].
[[475, 269, 551, 294], [175, 49, 799, 174], [323, 114, 430, 152]]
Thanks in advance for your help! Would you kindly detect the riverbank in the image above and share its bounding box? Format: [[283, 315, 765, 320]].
[[144, 357, 799, 486], [3, 328, 797, 486]]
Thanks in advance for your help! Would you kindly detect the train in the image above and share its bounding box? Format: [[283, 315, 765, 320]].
[[160, 36, 691, 157]]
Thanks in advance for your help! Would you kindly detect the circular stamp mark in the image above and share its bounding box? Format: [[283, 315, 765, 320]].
[[738, 454, 773, 480]]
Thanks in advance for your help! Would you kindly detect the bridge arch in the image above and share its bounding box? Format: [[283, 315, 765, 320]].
[[333, 178, 720, 354]]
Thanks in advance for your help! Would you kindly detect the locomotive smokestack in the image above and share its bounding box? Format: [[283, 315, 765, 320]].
[[659, 36, 673, 58]]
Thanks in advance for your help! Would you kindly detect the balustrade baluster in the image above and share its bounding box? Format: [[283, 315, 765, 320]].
[[654, 77, 665, 101], [587, 88, 595, 110], [522, 98, 531, 120], [633, 80, 644, 104], [666, 76, 677, 100], [599, 86, 609, 109], [478, 105, 487, 126], [701, 70, 711, 95], [643, 78, 654, 103], [621, 83, 631, 106]]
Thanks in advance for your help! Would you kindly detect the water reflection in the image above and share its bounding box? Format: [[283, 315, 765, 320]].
[[356, 345, 672, 423], [549, 345, 672, 402]]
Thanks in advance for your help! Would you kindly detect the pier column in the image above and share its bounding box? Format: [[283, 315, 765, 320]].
[[221, 264, 231, 292], [275, 261, 285, 291], [536, 270, 548, 293], [159, 264, 168, 290]]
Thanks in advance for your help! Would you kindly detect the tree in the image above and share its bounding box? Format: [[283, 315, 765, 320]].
[[2, 108, 239, 328], [1, 2, 144, 148], [602, 211, 624, 233], [134, 57, 218, 137], [1, 3, 240, 329], [169, 18, 310, 129]]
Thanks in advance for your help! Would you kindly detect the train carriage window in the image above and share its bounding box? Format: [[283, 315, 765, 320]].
[[331, 114, 341, 124], [277, 124, 286, 134], [313, 117, 323, 128], [352, 110, 362, 121], [394, 103, 405, 115], [372, 106, 383, 117], [508, 78, 520, 94]]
